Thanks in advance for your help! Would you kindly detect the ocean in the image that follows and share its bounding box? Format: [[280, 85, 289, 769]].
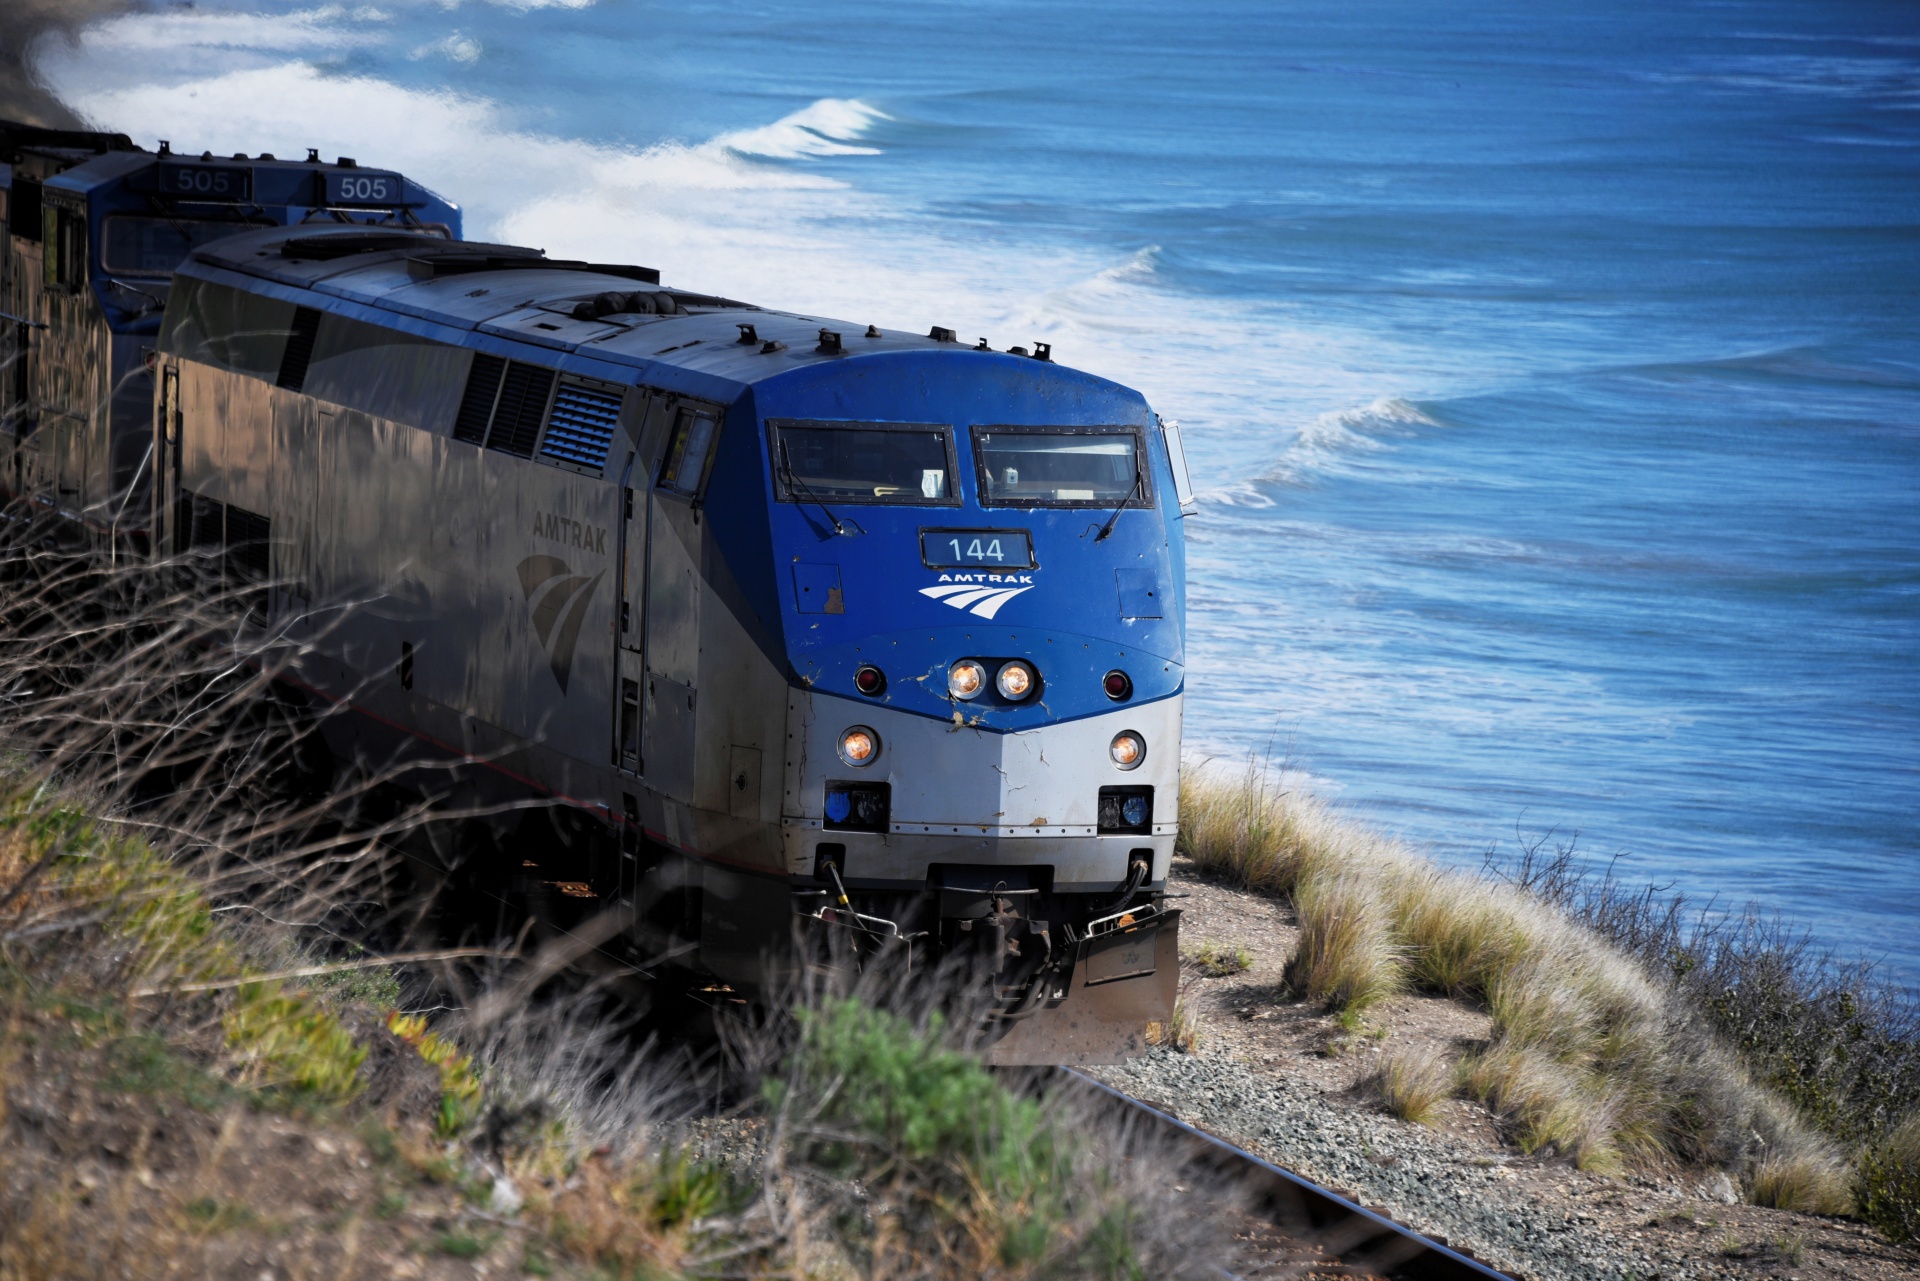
[[35, 0, 1920, 985]]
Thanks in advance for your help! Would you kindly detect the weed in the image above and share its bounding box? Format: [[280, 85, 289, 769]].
[[183, 1196, 257, 1234], [358, 1120, 401, 1165], [224, 985, 366, 1105], [1186, 939, 1253, 978], [434, 1230, 496, 1258], [638, 1149, 747, 1230], [386, 1011, 483, 1137], [374, 1190, 409, 1220], [100, 1034, 231, 1111], [1772, 1231, 1807, 1265], [1147, 992, 1203, 1053]]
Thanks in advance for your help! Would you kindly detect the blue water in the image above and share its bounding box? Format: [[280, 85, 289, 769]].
[[39, 0, 1920, 984]]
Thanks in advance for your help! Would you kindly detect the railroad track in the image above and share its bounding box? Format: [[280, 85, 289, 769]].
[[1058, 1068, 1520, 1281]]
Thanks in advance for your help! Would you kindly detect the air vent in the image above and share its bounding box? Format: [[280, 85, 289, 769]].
[[485, 362, 556, 458], [276, 307, 322, 391], [452, 353, 505, 445], [540, 382, 623, 473]]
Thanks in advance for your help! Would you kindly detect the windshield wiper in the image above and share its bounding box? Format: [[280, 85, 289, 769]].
[[780, 440, 860, 537], [1091, 467, 1143, 542]]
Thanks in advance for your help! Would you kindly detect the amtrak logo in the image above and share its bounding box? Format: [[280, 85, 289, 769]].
[[920, 573, 1034, 620], [517, 555, 606, 693]]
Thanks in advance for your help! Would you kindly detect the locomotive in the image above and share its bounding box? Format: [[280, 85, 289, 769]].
[[0, 120, 458, 548], [127, 194, 1190, 1062]]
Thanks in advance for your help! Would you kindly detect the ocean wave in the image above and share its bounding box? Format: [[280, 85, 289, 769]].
[[1247, 396, 1441, 489], [39, 4, 1410, 511], [716, 98, 888, 159]]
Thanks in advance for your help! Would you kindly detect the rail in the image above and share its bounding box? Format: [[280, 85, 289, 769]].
[[1058, 1068, 1521, 1281]]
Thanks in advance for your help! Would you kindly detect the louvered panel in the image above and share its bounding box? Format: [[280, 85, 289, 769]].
[[539, 382, 623, 473], [276, 307, 322, 391], [452, 353, 505, 445], [486, 362, 555, 458]]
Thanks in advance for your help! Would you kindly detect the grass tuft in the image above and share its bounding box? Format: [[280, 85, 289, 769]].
[[1355, 1043, 1452, 1125], [1147, 991, 1204, 1053], [1285, 873, 1400, 1014], [1749, 1153, 1853, 1216]]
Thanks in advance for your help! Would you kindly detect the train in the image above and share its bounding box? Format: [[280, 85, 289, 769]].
[[0, 120, 459, 547], [4, 119, 1194, 1064]]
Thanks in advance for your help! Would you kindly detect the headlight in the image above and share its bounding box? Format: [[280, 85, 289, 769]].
[[996, 660, 1036, 701], [948, 660, 986, 700], [1109, 731, 1145, 770], [839, 726, 879, 766]]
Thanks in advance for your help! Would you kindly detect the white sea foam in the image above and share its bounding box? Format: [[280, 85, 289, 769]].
[[715, 99, 888, 159], [36, 4, 1417, 501]]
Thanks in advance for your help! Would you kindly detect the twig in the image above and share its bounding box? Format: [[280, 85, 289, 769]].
[[128, 947, 521, 998]]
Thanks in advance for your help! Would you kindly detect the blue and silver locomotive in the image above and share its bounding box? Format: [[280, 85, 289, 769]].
[[153, 221, 1194, 1063], [0, 120, 458, 551]]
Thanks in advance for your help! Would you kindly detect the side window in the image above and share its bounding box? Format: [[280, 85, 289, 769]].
[[1159, 416, 1197, 516], [41, 205, 87, 292], [156, 276, 297, 379], [659, 406, 720, 497]]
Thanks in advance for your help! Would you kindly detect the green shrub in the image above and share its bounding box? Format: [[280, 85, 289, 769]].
[[772, 997, 1146, 1278], [1854, 1112, 1920, 1245]]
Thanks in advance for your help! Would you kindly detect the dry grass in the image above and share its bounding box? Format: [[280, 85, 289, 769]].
[[1355, 1043, 1452, 1126], [1147, 984, 1205, 1054], [1179, 760, 1853, 1192], [1750, 1153, 1853, 1216]]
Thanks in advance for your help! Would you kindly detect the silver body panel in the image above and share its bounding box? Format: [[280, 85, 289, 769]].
[[781, 688, 1180, 889]]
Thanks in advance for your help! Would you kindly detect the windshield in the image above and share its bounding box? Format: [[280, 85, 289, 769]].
[[972, 427, 1145, 507], [772, 420, 956, 505], [103, 216, 259, 277]]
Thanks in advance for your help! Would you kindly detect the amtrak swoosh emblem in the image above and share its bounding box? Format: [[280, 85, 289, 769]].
[[518, 554, 606, 692], [919, 582, 1033, 620]]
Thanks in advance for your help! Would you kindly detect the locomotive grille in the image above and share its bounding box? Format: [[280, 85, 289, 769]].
[[487, 362, 556, 458], [453, 353, 506, 445], [540, 382, 623, 473], [275, 307, 322, 392]]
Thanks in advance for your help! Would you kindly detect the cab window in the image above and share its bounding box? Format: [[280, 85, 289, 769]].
[[971, 425, 1147, 508], [103, 216, 258, 277], [768, 419, 958, 506]]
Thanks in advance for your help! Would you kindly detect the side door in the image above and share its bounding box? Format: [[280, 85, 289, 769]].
[[640, 397, 723, 812], [154, 363, 180, 551]]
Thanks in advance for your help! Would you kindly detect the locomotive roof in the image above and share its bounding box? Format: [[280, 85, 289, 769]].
[[183, 223, 1094, 395]]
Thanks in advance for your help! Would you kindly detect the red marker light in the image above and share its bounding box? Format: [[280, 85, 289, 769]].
[[1103, 670, 1133, 701], [854, 664, 886, 696]]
